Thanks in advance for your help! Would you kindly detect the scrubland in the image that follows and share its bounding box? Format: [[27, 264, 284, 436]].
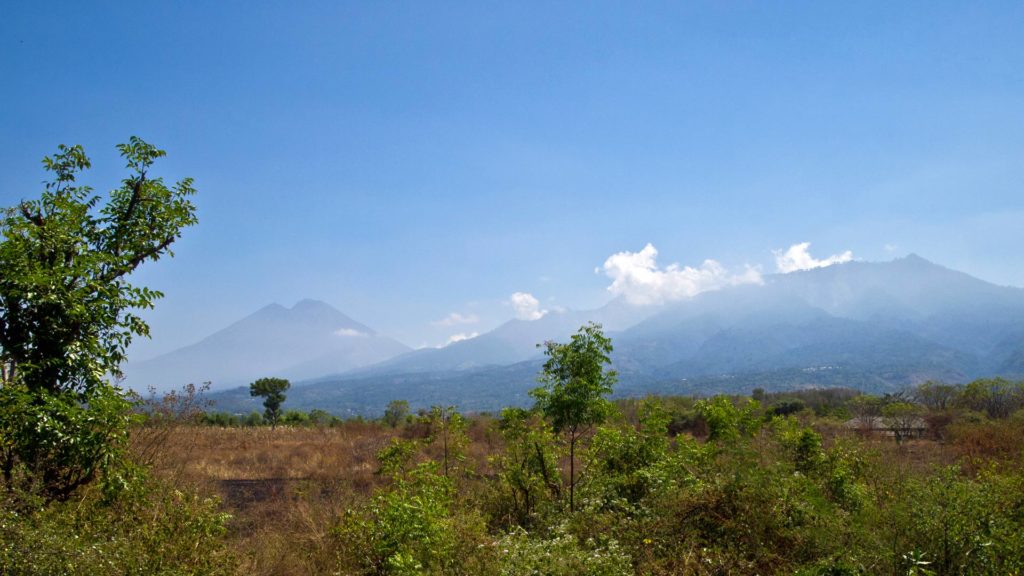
[[108, 385, 1024, 576]]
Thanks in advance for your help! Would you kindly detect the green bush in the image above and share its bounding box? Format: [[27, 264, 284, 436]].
[[0, 383, 138, 503], [335, 441, 491, 575], [0, 477, 234, 575], [489, 408, 562, 529], [695, 395, 762, 442]]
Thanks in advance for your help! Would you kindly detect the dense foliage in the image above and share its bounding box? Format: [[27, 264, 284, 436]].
[[0, 138, 197, 501], [19, 368, 1018, 575], [0, 138, 196, 396], [0, 140, 234, 575], [282, 367, 1023, 575]]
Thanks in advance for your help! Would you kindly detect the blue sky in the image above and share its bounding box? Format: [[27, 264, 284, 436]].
[[2, 1, 1023, 354]]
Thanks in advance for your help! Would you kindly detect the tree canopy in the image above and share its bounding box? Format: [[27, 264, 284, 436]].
[[250, 377, 290, 428], [530, 321, 617, 512], [531, 322, 617, 437], [0, 137, 197, 501], [0, 137, 197, 396]]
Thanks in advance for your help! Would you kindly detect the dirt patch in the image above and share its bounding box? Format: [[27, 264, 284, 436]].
[[218, 478, 298, 511]]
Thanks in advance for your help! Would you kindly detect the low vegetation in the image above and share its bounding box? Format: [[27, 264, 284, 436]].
[[6, 351, 1024, 574], [80, 374, 1024, 575]]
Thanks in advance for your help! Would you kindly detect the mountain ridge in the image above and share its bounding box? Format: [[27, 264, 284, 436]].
[[194, 255, 1024, 415]]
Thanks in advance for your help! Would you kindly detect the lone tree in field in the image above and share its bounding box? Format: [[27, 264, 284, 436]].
[[250, 377, 290, 429], [530, 322, 617, 512], [0, 137, 198, 500]]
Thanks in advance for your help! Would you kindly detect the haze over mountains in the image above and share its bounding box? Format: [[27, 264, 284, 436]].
[[125, 299, 410, 392], [133, 255, 1024, 416]]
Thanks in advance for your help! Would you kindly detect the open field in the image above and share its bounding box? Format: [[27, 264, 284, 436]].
[[128, 393, 1024, 576], [138, 419, 504, 575]]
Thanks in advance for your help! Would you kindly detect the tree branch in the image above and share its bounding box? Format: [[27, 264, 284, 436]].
[[113, 174, 145, 256], [19, 204, 44, 227], [101, 234, 175, 283]]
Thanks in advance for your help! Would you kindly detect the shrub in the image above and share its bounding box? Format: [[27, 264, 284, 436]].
[[335, 441, 491, 575], [0, 477, 234, 575], [495, 526, 632, 576]]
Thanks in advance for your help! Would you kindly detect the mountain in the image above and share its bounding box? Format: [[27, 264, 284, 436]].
[[125, 299, 411, 392], [207, 256, 1024, 416], [614, 255, 1024, 386], [350, 297, 653, 376]]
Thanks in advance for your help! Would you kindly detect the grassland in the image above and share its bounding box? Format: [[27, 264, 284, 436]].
[[126, 387, 1024, 576]]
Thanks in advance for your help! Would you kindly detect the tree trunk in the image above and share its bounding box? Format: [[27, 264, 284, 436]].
[[569, 433, 576, 513]]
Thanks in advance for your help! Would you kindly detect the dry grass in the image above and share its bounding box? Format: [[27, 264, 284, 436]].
[[135, 423, 397, 575], [134, 419, 506, 576], [157, 423, 392, 482], [132, 412, 1007, 576]]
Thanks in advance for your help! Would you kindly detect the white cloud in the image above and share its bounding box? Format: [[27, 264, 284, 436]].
[[443, 332, 479, 346], [509, 292, 548, 321], [432, 312, 480, 327], [334, 327, 367, 337], [773, 242, 853, 273], [600, 243, 762, 305]]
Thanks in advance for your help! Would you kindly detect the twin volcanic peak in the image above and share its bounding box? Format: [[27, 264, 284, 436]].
[[124, 299, 410, 392]]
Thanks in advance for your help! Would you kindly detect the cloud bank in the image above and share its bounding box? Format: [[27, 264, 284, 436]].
[[773, 242, 853, 273], [600, 243, 762, 305], [433, 312, 480, 327], [334, 327, 367, 337], [510, 292, 548, 320]]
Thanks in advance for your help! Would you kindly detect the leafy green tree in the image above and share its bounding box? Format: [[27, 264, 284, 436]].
[[242, 411, 264, 426], [0, 138, 197, 501], [338, 438, 491, 575], [249, 377, 290, 429], [280, 409, 310, 426], [586, 398, 672, 505], [957, 377, 1023, 419], [0, 137, 197, 395], [383, 399, 410, 428], [531, 322, 617, 512], [793, 428, 824, 474], [309, 408, 339, 426]]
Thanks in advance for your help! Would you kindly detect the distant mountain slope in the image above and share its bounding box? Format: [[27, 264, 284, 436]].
[[209, 255, 1024, 416], [125, 299, 410, 392], [771, 254, 1024, 319], [348, 298, 654, 376], [209, 361, 547, 417], [616, 255, 1024, 372]]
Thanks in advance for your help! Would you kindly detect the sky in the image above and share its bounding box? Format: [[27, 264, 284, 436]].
[[2, 1, 1023, 356]]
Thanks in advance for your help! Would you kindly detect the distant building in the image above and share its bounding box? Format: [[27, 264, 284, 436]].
[[843, 416, 928, 439]]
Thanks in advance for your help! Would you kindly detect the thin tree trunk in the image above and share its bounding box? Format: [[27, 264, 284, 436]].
[[443, 423, 449, 476], [569, 432, 576, 513]]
